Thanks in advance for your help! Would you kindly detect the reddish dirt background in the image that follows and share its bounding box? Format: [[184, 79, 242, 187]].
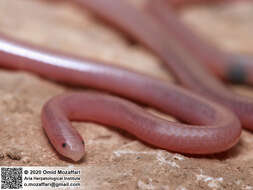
[[0, 0, 253, 189]]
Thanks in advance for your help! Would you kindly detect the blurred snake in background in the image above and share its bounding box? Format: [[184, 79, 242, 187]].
[[0, 0, 252, 161]]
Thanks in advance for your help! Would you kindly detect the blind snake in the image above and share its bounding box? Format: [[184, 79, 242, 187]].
[[0, 0, 251, 161], [75, 0, 253, 129]]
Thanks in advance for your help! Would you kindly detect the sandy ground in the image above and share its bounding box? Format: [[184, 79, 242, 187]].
[[0, 0, 253, 189]]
